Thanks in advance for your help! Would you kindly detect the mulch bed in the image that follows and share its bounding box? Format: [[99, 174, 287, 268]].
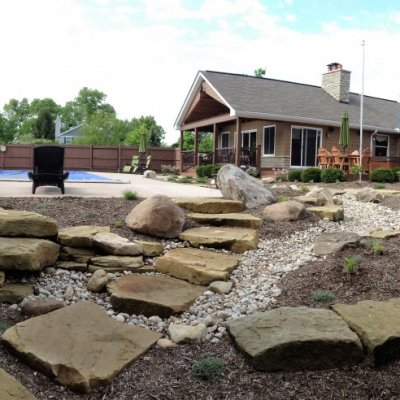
[[1, 184, 400, 399]]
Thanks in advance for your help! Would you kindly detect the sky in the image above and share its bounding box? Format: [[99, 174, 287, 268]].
[[1, 0, 400, 144]]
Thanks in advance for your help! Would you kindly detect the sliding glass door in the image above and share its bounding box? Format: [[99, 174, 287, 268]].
[[291, 127, 322, 167]]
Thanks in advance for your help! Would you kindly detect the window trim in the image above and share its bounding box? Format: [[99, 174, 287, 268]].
[[220, 131, 230, 148], [262, 124, 276, 156], [289, 125, 323, 168], [371, 133, 390, 157], [241, 129, 257, 148]]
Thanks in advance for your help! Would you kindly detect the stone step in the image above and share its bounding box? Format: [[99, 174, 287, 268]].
[[179, 226, 258, 253], [107, 274, 205, 318], [0, 368, 38, 400], [172, 197, 243, 214], [365, 230, 400, 240], [154, 248, 241, 285], [307, 205, 344, 221], [186, 212, 262, 229]]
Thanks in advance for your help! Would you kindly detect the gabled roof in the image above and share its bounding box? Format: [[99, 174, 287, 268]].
[[58, 124, 83, 138], [175, 70, 400, 133]]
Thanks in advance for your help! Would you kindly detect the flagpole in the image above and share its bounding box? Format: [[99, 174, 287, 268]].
[[359, 40, 365, 182]]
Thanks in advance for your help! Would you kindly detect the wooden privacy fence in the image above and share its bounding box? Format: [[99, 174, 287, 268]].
[[0, 144, 180, 173]]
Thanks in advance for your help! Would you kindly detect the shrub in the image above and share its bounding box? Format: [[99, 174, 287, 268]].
[[246, 166, 259, 177], [167, 175, 178, 182], [277, 195, 289, 203], [351, 165, 364, 175], [343, 255, 362, 274], [392, 167, 400, 181], [196, 164, 221, 178], [179, 176, 193, 184], [288, 169, 302, 182], [321, 168, 345, 183], [123, 190, 138, 200], [312, 290, 336, 303], [0, 320, 12, 334], [161, 164, 180, 175], [373, 183, 386, 190], [370, 168, 396, 183], [114, 218, 124, 228], [300, 184, 310, 193], [192, 357, 225, 384], [196, 176, 209, 184], [371, 240, 384, 255], [301, 167, 321, 183], [273, 168, 288, 181]]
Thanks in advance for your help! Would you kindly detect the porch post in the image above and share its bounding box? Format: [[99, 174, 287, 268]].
[[235, 117, 241, 166], [194, 128, 199, 166], [213, 123, 218, 164], [180, 130, 184, 171]]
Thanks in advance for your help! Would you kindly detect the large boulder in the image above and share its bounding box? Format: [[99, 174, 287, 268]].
[[0, 209, 58, 238], [313, 232, 360, 256], [332, 298, 400, 365], [216, 164, 276, 209], [1, 301, 162, 393], [355, 187, 383, 203], [263, 200, 306, 222], [93, 232, 143, 256], [0, 368, 38, 400], [0, 238, 59, 271], [125, 195, 185, 239], [154, 248, 241, 285], [227, 307, 363, 371], [58, 226, 110, 248]]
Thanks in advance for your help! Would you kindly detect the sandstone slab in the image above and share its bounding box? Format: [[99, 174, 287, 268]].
[[179, 226, 258, 253], [355, 187, 383, 203], [186, 212, 262, 229], [263, 200, 306, 221], [87, 269, 110, 292], [308, 205, 344, 221], [135, 240, 164, 256], [172, 197, 243, 213], [0, 368, 38, 400], [227, 307, 363, 371], [209, 280, 233, 294], [0, 271, 4, 287], [21, 299, 64, 317], [366, 230, 400, 240], [59, 246, 97, 263], [93, 232, 143, 256], [332, 298, 400, 365], [90, 255, 144, 272], [0, 284, 33, 304], [168, 322, 207, 344], [107, 274, 205, 317], [56, 261, 88, 271], [154, 248, 241, 285], [313, 232, 360, 256], [1, 301, 162, 393], [58, 226, 110, 247], [0, 238, 59, 271], [0, 209, 58, 238]]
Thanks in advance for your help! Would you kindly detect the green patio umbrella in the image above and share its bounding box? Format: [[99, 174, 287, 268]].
[[138, 131, 147, 155], [339, 112, 350, 152]]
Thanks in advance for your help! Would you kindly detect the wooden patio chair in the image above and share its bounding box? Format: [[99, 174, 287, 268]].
[[317, 147, 332, 169], [122, 155, 140, 173], [28, 146, 69, 194], [331, 146, 342, 169]]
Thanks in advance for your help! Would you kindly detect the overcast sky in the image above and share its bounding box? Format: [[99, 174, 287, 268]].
[[1, 0, 400, 144]]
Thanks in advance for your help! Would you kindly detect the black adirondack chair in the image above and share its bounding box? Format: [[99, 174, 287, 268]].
[[28, 146, 69, 194]]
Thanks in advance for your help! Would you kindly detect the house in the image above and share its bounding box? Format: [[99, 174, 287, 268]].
[[174, 63, 400, 175], [56, 124, 83, 144]]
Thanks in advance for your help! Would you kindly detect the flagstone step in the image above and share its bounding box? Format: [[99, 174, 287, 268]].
[[179, 226, 258, 253], [172, 197, 243, 214], [0, 368, 38, 400], [307, 205, 344, 221], [186, 212, 262, 229], [154, 248, 241, 285]]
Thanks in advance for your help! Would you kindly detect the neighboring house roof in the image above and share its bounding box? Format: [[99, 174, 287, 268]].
[[57, 124, 83, 138], [175, 71, 400, 133]]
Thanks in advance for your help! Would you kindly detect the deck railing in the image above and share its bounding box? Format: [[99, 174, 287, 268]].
[[181, 151, 195, 171]]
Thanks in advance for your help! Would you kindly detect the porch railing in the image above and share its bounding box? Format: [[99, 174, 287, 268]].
[[181, 151, 195, 171], [215, 147, 235, 164], [240, 147, 258, 168], [199, 152, 213, 165]]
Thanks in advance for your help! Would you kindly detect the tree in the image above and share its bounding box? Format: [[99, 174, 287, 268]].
[[254, 68, 266, 77], [124, 116, 165, 147], [34, 109, 55, 140], [179, 131, 213, 152]]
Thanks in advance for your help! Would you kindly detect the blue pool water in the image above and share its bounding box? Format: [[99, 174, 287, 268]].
[[0, 170, 127, 183]]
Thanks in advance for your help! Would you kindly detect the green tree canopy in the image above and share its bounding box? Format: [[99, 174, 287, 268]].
[[180, 131, 213, 152], [125, 115, 165, 147]]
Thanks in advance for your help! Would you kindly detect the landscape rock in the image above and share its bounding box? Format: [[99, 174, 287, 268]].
[[313, 232, 360, 256], [227, 307, 363, 371], [305, 188, 335, 205], [209, 280, 233, 294], [90, 255, 144, 272], [57, 226, 110, 248], [186, 212, 262, 229], [87, 269, 110, 292], [59, 246, 97, 263], [263, 200, 306, 221], [216, 164, 276, 208], [125, 195, 185, 239], [154, 248, 241, 285], [0, 283, 33, 304], [0, 209, 58, 238], [157, 338, 177, 348], [261, 177, 275, 184], [107, 274, 205, 317], [135, 240, 164, 256], [21, 299, 64, 317], [332, 298, 400, 365], [143, 170, 157, 179], [308, 205, 344, 221], [55, 261, 88, 271], [0, 368, 38, 400], [168, 322, 207, 344], [355, 187, 383, 203], [173, 197, 243, 213], [93, 232, 143, 256], [179, 226, 258, 253], [366, 230, 400, 240], [2, 301, 162, 393], [0, 271, 4, 286], [0, 238, 59, 271]]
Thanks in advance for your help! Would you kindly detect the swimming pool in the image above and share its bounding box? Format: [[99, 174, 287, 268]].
[[0, 170, 128, 183]]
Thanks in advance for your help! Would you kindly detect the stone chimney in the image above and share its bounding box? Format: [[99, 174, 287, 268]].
[[321, 62, 351, 103], [55, 115, 61, 138]]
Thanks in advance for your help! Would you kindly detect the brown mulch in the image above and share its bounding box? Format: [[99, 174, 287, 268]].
[[2, 185, 400, 399]]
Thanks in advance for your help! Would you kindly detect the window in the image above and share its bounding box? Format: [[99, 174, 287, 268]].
[[263, 125, 275, 155], [221, 132, 229, 148], [373, 134, 389, 157], [242, 130, 257, 148]]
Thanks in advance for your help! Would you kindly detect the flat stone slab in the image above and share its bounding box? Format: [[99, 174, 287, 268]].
[[0, 209, 58, 238], [366, 230, 400, 240], [135, 240, 164, 256], [90, 255, 144, 272], [173, 197, 243, 213], [179, 226, 258, 253], [0, 368, 38, 400], [0, 284, 33, 304], [186, 212, 262, 229], [1, 301, 162, 393], [227, 307, 363, 371], [59, 246, 97, 263], [332, 298, 400, 365], [56, 261, 88, 271], [93, 232, 143, 256], [313, 232, 360, 256], [0, 238, 60, 271], [308, 205, 344, 221], [88, 264, 155, 274], [154, 248, 241, 285], [58, 226, 110, 247], [107, 274, 205, 317]]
